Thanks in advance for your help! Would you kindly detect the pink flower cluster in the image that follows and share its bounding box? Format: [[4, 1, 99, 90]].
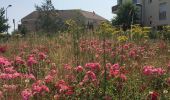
[[55, 80, 74, 95], [0, 45, 7, 53], [32, 80, 49, 94], [143, 66, 165, 76], [0, 72, 20, 80], [3, 84, 17, 92], [74, 66, 84, 72], [27, 55, 37, 67], [64, 64, 72, 70], [15, 56, 25, 65], [22, 74, 36, 80], [85, 63, 100, 71], [0, 69, 36, 80], [0, 57, 11, 67], [44, 69, 57, 83], [109, 63, 127, 81], [38, 52, 47, 60], [147, 91, 159, 100], [79, 39, 112, 57], [83, 71, 97, 82], [21, 89, 32, 100]]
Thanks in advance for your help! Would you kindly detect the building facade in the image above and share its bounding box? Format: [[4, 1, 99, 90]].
[[112, 0, 170, 28]]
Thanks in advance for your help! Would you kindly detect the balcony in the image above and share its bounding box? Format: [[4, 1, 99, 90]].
[[112, 5, 119, 13]]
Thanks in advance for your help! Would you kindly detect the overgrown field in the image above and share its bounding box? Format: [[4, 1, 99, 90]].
[[0, 24, 170, 100]]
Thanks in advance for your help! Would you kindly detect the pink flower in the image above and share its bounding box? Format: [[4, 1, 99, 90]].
[[143, 66, 153, 76], [15, 56, 25, 65], [0, 73, 13, 80], [83, 71, 97, 82], [3, 84, 17, 91], [32, 85, 42, 93], [123, 44, 129, 50], [110, 70, 119, 77], [41, 85, 50, 92], [65, 74, 76, 82], [118, 74, 127, 81], [64, 64, 72, 70], [38, 52, 47, 60], [85, 63, 100, 71], [49, 69, 57, 76], [45, 75, 53, 83], [55, 80, 74, 95], [147, 91, 159, 100], [23, 74, 36, 80], [74, 66, 84, 72], [152, 68, 165, 75], [21, 89, 32, 100], [143, 66, 165, 76], [55, 80, 69, 91], [110, 63, 120, 70], [0, 57, 11, 67], [4, 67, 16, 74], [12, 72, 21, 78], [32, 80, 49, 94], [0, 45, 7, 53], [0, 91, 3, 99], [129, 49, 137, 58], [27, 56, 37, 66]]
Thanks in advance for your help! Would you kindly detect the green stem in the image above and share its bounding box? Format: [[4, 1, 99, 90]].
[[103, 33, 107, 96]]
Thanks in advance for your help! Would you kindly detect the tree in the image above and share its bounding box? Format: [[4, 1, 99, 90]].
[[0, 8, 9, 33], [35, 0, 65, 34], [112, 2, 139, 30]]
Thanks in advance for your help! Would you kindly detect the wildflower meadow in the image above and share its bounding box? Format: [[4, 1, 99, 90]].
[[0, 23, 170, 100]]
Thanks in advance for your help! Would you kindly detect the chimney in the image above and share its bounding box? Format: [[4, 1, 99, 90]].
[[93, 11, 95, 16]]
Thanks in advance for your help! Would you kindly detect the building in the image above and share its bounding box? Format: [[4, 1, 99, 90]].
[[112, 0, 170, 29], [20, 9, 107, 32]]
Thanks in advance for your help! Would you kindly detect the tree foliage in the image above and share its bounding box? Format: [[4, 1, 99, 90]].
[[35, 0, 66, 34], [112, 2, 139, 30], [0, 8, 9, 33]]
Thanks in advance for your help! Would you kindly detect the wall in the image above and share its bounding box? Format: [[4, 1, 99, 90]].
[[143, 0, 170, 27]]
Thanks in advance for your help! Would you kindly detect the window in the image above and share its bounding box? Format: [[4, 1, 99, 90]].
[[133, 0, 140, 4], [23, 21, 28, 24], [159, 2, 167, 20], [149, 16, 152, 25], [148, 0, 152, 4], [150, 21, 152, 25]]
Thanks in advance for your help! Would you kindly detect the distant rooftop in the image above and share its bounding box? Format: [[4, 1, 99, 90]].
[[22, 9, 107, 21]]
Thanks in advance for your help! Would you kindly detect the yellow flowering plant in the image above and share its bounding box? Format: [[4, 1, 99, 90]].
[[117, 35, 128, 43], [99, 21, 117, 38], [130, 24, 151, 41]]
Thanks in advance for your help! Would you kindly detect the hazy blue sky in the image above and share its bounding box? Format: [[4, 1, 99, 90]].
[[1, 0, 116, 33]]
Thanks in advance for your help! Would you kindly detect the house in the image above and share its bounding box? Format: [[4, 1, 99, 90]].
[[112, 0, 170, 29], [20, 9, 107, 32]]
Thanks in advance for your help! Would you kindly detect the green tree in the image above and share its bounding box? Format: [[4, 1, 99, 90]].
[[35, 0, 65, 34], [112, 2, 139, 30], [0, 8, 9, 33]]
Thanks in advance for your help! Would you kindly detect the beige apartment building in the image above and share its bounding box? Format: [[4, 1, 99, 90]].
[[112, 0, 170, 29]]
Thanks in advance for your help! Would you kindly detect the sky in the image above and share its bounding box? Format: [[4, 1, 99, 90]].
[[1, 0, 116, 33]]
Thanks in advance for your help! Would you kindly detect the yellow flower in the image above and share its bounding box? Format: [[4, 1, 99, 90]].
[[117, 36, 128, 42]]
